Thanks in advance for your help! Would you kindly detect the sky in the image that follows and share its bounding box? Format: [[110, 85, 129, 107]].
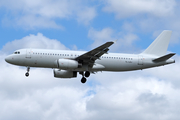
[[0, 0, 180, 120]]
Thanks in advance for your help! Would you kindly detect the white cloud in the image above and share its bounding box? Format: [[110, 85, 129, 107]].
[[86, 60, 180, 120], [102, 0, 180, 44], [76, 7, 97, 25], [15, 15, 63, 29], [143, 56, 180, 88], [88, 28, 114, 47], [103, 0, 176, 19], [88, 28, 139, 53], [0, 0, 96, 29], [2, 33, 68, 53]]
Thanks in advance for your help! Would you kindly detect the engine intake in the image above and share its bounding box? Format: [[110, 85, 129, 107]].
[[54, 69, 77, 78]]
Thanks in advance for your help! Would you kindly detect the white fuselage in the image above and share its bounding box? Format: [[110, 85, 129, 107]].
[[5, 49, 175, 72]]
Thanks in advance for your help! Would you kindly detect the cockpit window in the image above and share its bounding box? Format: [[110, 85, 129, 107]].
[[14, 51, 20, 54]]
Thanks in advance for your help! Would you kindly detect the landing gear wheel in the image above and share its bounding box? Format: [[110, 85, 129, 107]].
[[25, 67, 30, 77], [25, 72, 29, 77], [81, 77, 87, 83], [85, 71, 90, 78]]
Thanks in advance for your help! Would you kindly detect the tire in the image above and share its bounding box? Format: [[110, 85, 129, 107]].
[[81, 77, 87, 83], [85, 71, 90, 78], [25, 72, 29, 77]]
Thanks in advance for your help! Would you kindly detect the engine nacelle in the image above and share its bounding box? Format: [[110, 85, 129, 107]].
[[56, 59, 80, 69], [53, 69, 77, 78]]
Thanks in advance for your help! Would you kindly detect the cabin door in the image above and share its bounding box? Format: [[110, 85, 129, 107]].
[[138, 55, 143, 65], [26, 49, 31, 58]]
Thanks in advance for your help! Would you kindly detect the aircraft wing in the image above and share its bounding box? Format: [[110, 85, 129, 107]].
[[75, 41, 115, 64]]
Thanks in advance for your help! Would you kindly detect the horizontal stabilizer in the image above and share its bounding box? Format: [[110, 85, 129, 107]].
[[153, 53, 176, 62]]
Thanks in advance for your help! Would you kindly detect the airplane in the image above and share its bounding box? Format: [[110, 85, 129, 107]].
[[5, 30, 175, 83]]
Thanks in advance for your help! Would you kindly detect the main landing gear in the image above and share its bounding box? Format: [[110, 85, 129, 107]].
[[80, 71, 90, 84], [25, 67, 30, 77]]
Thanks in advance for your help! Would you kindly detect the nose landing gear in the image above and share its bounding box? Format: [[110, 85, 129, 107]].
[[80, 71, 90, 83], [25, 67, 30, 77]]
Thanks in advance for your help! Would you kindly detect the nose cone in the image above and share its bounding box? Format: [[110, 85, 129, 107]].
[[5, 56, 11, 63], [5, 55, 15, 64], [5, 55, 21, 65]]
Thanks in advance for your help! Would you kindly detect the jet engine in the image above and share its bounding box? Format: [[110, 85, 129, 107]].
[[53, 69, 77, 78], [56, 59, 81, 69]]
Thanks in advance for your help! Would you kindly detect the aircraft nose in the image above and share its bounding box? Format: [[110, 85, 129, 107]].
[[5, 55, 19, 65], [5, 56, 10, 63], [5, 56, 12, 63]]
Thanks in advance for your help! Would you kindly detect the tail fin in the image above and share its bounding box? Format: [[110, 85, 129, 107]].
[[142, 30, 172, 56]]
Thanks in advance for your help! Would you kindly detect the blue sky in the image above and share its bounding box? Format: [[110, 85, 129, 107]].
[[1, 1, 180, 120], [1, 0, 179, 54]]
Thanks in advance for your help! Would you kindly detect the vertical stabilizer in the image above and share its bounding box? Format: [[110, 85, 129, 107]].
[[142, 30, 172, 56]]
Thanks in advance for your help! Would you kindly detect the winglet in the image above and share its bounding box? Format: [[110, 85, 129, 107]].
[[113, 39, 118, 44]]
